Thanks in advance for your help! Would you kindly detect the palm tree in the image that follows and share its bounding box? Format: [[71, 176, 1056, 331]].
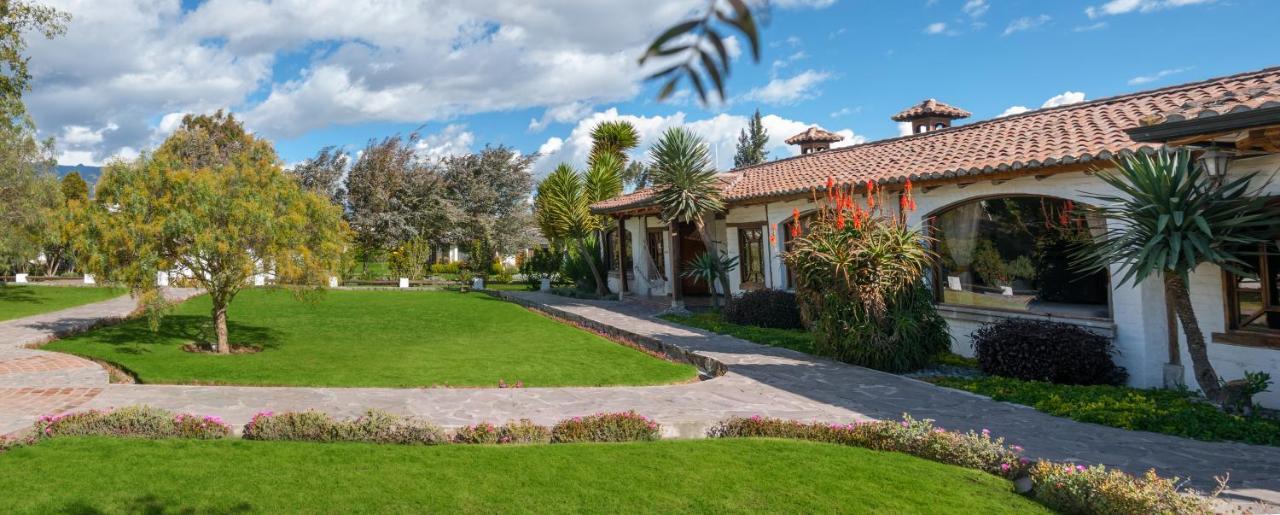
[[649, 127, 732, 305], [589, 120, 640, 167], [1075, 148, 1274, 401], [534, 158, 623, 296]]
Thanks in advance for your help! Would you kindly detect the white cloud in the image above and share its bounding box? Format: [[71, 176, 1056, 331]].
[[924, 22, 948, 35], [415, 124, 475, 159], [531, 108, 864, 177], [1128, 67, 1191, 85], [1003, 15, 1050, 36], [1073, 22, 1108, 32], [998, 91, 1087, 117], [1086, 0, 1214, 18], [830, 106, 861, 118], [740, 70, 832, 105], [997, 106, 1030, 117], [528, 102, 594, 133], [962, 0, 989, 17]]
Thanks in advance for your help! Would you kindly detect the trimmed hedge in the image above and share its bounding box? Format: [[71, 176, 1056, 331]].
[[972, 318, 1127, 385], [550, 411, 661, 443]]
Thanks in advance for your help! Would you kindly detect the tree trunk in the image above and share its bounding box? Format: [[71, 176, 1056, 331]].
[[695, 218, 732, 308], [1164, 273, 1222, 400], [578, 241, 606, 296], [212, 299, 230, 354]]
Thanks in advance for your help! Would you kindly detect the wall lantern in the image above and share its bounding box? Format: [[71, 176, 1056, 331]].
[[1198, 148, 1234, 178]]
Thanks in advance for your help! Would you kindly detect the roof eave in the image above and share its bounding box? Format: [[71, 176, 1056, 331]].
[[1125, 107, 1280, 142]]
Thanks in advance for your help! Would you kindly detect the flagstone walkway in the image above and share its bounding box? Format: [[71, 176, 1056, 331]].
[[2, 289, 1278, 506]]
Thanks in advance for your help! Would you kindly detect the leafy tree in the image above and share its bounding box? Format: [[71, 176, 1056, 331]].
[[438, 145, 537, 256], [733, 109, 769, 167], [290, 146, 348, 206], [649, 127, 731, 302], [1075, 148, 1276, 401], [345, 135, 433, 268], [641, 0, 762, 104], [0, 0, 68, 120], [621, 160, 652, 190], [0, 117, 58, 274], [60, 171, 88, 201], [68, 114, 348, 354]]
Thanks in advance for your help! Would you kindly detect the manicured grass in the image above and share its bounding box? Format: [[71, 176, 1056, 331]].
[[0, 285, 126, 322], [659, 311, 815, 354], [45, 289, 696, 387], [0, 437, 1047, 514], [932, 376, 1280, 446]]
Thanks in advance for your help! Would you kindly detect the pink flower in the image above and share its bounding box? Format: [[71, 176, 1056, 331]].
[[1000, 463, 1011, 472]]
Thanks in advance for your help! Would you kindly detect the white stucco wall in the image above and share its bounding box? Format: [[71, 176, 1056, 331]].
[[716, 154, 1280, 408]]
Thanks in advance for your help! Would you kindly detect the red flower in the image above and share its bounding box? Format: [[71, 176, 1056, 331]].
[[836, 211, 846, 229], [792, 207, 800, 222], [769, 224, 777, 244], [905, 178, 913, 193], [866, 180, 875, 192], [909, 198, 917, 211], [826, 176, 835, 192], [899, 195, 908, 211]]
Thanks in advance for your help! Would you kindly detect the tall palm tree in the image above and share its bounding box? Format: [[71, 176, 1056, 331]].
[[649, 127, 732, 304], [534, 158, 623, 296], [1075, 148, 1274, 401]]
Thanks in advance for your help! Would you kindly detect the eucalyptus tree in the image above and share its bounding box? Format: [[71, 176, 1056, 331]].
[[290, 146, 349, 206], [649, 127, 731, 300], [1075, 148, 1276, 401]]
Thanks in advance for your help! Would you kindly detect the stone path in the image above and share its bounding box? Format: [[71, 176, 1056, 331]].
[[2, 289, 1279, 506]]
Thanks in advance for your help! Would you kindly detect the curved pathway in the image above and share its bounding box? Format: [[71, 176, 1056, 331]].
[[1, 289, 1278, 506]]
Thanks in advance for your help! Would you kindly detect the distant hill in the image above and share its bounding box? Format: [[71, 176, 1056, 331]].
[[55, 164, 103, 186]]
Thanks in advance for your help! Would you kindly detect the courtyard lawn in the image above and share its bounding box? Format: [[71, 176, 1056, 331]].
[[0, 438, 1047, 514], [932, 376, 1280, 446], [0, 285, 126, 322], [659, 311, 815, 354], [44, 289, 696, 388]]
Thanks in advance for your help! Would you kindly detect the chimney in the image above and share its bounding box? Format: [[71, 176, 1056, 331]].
[[785, 126, 845, 155], [891, 99, 971, 134]]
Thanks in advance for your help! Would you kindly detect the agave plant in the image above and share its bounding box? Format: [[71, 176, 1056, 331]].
[[649, 127, 732, 304], [1074, 148, 1275, 401], [680, 252, 738, 309]]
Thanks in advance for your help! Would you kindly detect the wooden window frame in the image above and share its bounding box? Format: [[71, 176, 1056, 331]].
[[1217, 242, 1280, 349], [737, 226, 766, 290], [646, 228, 667, 280]]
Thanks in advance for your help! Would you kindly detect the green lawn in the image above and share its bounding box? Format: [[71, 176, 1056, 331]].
[[0, 438, 1047, 514], [932, 376, 1280, 446], [45, 289, 696, 387], [659, 311, 815, 354], [0, 285, 126, 322]]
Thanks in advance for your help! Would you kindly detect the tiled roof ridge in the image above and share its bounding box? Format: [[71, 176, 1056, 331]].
[[730, 65, 1280, 177]]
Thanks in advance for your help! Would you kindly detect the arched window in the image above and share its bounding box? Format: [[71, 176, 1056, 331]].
[[929, 196, 1109, 318]]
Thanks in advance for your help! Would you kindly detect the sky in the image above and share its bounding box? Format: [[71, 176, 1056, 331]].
[[26, 0, 1280, 178]]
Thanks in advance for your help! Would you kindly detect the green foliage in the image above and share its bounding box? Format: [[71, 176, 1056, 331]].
[[0, 115, 59, 273], [59, 171, 88, 202], [289, 145, 348, 206], [67, 112, 349, 353], [0, 0, 69, 117], [680, 252, 737, 288], [932, 376, 1280, 446], [550, 412, 661, 443], [973, 319, 1127, 385], [723, 289, 803, 329], [521, 247, 562, 282], [1076, 148, 1275, 286], [1028, 462, 1211, 515], [453, 420, 552, 445], [787, 213, 948, 373], [640, 0, 761, 104], [649, 127, 723, 225], [387, 238, 433, 279], [243, 410, 447, 445], [588, 120, 639, 171], [534, 161, 617, 295], [660, 311, 815, 354], [33, 406, 231, 441], [733, 109, 769, 167]]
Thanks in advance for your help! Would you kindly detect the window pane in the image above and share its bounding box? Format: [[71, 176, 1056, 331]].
[[1234, 247, 1280, 330], [933, 197, 1109, 318], [739, 227, 765, 288]]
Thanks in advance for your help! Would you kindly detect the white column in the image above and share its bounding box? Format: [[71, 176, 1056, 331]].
[[725, 227, 742, 294]]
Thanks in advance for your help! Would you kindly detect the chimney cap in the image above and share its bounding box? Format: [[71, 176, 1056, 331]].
[[891, 99, 971, 122], [785, 126, 845, 145]]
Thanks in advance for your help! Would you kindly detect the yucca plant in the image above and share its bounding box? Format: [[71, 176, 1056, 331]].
[[534, 163, 616, 295], [589, 120, 640, 170], [680, 252, 738, 309], [649, 127, 732, 304], [1074, 148, 1275, 401]]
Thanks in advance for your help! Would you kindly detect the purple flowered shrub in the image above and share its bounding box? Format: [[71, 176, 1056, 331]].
[[453, 422, 501, 444], [243, 410, 445, 445], [32, 406, 230, 440], [550, 412, 661, 443], [708, 415, 1026, 478]]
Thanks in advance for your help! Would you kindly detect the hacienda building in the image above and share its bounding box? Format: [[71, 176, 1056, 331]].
[[591, 66, 1280, 408]]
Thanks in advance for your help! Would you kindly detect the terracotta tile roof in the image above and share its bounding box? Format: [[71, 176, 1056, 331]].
[[593, 172, 741, 213], [1141, 82, 1280, 124], [891, 99, 971, 121], [785, 126, 845, 144], [592, 66, 1280, 214]]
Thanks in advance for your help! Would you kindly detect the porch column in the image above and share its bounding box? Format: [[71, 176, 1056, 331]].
[[669, 221, 684, 310], [618, 215, 629, 296]]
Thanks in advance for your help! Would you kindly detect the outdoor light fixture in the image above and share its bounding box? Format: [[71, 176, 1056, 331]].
[[1198, 148, 1234, 178]]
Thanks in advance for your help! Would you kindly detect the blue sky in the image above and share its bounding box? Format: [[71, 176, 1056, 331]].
[[27, 0, 1278, 176]]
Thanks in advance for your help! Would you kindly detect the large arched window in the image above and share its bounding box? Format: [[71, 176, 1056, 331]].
[[929, 196, 1110, 318]]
